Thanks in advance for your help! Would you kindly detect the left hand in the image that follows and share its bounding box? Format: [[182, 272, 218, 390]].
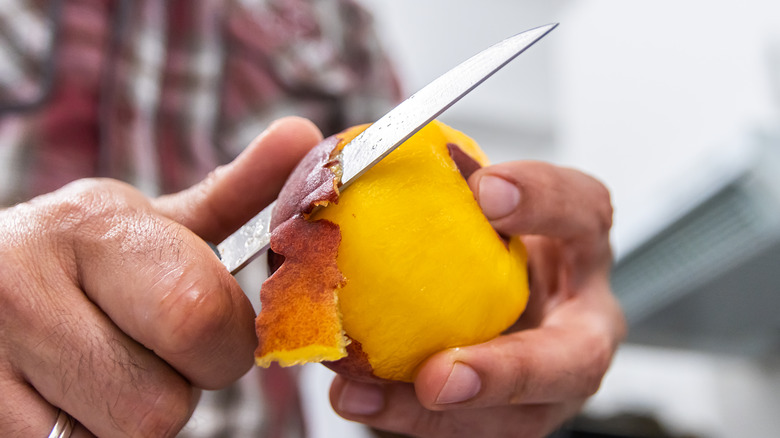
[[329, 161, 627, 437]]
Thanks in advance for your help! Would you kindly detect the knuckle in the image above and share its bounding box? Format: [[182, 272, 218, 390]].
[[23, 179, 147, 255], [578, 330, 614, 398], [593, 183, 614, 235], [509, 360, 534, 404], [581, 176, 614, 237], [156, 276, 234, 356], [41, 179, 134, 226], [506, 343, 535, 404], [74, 329, 197, 437], [133, 383, 196, 438], [408, 410, 455, 438]]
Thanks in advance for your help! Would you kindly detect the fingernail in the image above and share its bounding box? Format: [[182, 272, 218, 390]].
[[436, 362, 481, 405], [478, 175, 520, 220], [338, 380, 385, 416]]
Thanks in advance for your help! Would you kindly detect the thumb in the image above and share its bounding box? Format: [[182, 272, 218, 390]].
[[153, 117, 323, 243], [413, 278, 624, 410]]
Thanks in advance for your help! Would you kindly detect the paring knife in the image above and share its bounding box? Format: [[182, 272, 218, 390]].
[[217, 23, 558, 275]]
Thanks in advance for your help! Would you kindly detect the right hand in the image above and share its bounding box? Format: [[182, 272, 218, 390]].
[[0, 117, 322, 437]]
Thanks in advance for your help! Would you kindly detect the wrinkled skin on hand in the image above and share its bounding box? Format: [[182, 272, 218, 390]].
[[330, 161, 627, 438], [0, 117, 321, 437]]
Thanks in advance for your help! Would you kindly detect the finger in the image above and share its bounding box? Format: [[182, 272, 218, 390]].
[[4, 274, 198, 437], [0, 370, 73, 437], [414, 278, 625, 409], [329, 376, 580, 438], [0, 386, 95, 438], [55, 180, 257, 390], [468, 161, 613, 242], [153, 116, 323, 243]]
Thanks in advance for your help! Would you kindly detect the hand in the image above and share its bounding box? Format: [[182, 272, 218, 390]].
[[0, 117, 322, 437], [330, 161, 627, 437]]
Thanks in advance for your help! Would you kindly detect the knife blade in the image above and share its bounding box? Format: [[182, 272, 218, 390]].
[[217, 23, 557, 274]]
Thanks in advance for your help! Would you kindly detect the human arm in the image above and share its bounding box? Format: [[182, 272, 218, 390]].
[[330, 161, 627, 437]]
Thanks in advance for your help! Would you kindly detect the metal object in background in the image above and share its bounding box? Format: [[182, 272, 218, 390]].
[[611, 132, 780, 357]]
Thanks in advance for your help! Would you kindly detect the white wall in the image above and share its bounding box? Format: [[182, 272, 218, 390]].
[[360, 0, 567, 163], [554, 0, 780, 258]]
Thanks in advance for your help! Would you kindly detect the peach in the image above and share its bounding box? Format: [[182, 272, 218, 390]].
[[254, 120, 529, 382]]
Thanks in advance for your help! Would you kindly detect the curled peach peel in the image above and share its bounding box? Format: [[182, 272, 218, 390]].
[[254, 217, 346, 366], [255, 120, 529, 382]]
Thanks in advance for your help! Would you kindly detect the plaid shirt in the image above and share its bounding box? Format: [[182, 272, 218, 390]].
[[0, 0, 400, 436], [0, 0, 400, 205]]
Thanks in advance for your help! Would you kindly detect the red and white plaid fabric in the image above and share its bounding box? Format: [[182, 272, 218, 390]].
[[0, 0, 401, 205], [0, 0, 401, 436]]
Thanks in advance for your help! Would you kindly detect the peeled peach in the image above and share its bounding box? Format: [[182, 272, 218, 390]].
[[254, 120, 529, 382]]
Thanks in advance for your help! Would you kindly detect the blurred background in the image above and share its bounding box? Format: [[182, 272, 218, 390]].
[[302, 1, 780, 437]]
